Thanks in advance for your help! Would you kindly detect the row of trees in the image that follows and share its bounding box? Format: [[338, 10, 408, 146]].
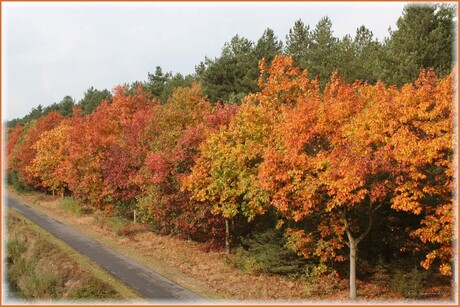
[[6, 54, 454, 299], [6, 83, 238, 242]]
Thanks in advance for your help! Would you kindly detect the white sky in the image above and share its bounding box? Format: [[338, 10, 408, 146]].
[[2, 1, 410, 121]]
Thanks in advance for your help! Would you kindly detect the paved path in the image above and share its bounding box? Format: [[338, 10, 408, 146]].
[[6, 195, 209, 303]]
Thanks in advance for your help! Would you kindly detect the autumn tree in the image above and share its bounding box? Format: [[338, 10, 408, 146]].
[[5, 124, 25, 189], [388, 70, 455, 276], [317, 78, 400, 300], [184, 56, 317, 252], [10, 111, 65, 189], [66, 86, 156, 210], [27, 123, 72, 197], [258, 57, 454, 299], [136, 83, 237, 240], [183, 101, 274, 252], [5, 125, 23, 172]]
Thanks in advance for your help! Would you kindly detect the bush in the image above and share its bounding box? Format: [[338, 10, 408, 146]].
[[7, 258, 32, 286], [108, 216, 131, 236], [8, 171, 33, 192], [6, 237, 26, 262], [234, 229, 306, 275], [59, 197, 82, 215], [69, 280, 118, 300], [230, 247, 263, 274], [7, 235, 64, 299], [391, 266, 427, 299], [6, 237, 30, 286], [302, 263, 342, 297], [19, 269, 63, 299], [113, 200, 137, 221]]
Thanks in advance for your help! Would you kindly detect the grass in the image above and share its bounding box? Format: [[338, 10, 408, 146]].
[[68, 280, 118, 300], [5, 209, 144, 302], [58, 197, 82, 215]]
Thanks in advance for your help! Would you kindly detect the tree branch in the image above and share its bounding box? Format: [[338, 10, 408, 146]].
[[356, 203, 373, 244], [343, 203, 374, 246], [342, 208, 355, 245]]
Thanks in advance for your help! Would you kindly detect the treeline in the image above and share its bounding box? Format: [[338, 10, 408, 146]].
[[4, 4, 455, 299]]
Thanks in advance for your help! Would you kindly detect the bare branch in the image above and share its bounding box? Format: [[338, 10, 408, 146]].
[[356, 205, 373, 244], [342, 208, 355, 244]]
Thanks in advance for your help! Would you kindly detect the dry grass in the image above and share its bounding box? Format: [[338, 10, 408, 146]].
[[6, 188, 455, 303]]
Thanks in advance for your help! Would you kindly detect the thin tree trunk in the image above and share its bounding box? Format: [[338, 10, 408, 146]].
[[343, 207, 373, 301], [225, 218, 230, 254], [133, 209, 137, 224], [349, 241, 357, 300]]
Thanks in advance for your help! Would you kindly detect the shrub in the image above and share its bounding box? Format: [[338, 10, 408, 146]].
[[234, 229, 306, 275], [6, 237, 26, 263], [302, 263, 342, 297], [7, 258, 32, 286], [19, 269, 63, 299], [391, 266, 427, 299], [7, 236, 64, 300], [8, 171, 33, 192], [69, 280, 118, 300], [58, 197, 82, 215], [231, 247, 263, 274], [108, 216, 131, 236]]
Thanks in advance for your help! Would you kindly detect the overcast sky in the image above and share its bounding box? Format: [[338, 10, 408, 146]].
[[3, 1, 409, 121]]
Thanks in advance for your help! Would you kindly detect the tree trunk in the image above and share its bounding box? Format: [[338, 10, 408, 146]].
[[133, 209, 137, 224], [349, 240, 357, 300], [225, 219, 230, 254], [343, 207, 373, 301]]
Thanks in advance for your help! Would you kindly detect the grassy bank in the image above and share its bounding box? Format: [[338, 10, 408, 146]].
[[5, 209, 144, 303]]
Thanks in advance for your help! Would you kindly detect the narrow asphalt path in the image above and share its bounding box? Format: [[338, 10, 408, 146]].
[[5, 195, 209, 303]]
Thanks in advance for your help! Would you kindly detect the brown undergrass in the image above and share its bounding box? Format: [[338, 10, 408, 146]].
[[6, 188, 455, 303]]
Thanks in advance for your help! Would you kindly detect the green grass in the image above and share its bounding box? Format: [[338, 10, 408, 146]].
[[58, 197, 82, 215]]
